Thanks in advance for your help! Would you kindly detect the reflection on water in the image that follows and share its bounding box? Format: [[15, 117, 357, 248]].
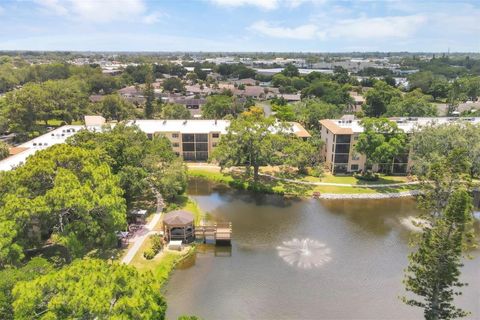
[[165, 178, 480, 320], [277, 238, 331, 269]]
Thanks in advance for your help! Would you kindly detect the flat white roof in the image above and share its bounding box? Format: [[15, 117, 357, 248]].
[[127, 119, 230, 134], [127, 119, 309, 137], [329, 117, 480, 134], [0, 125, 84, 171], [0, 119, 310, 171]]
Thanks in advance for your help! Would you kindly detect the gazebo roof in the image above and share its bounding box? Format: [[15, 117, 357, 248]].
[[163, 210, 194, 226]]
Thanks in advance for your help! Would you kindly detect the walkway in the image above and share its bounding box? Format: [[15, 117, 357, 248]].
[[121, 189, 164, 265]]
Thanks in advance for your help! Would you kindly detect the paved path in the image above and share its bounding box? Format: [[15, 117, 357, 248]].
[[187, 164, 419, 188], [121, 190, 164, 265], [318, 190, 422, 200]]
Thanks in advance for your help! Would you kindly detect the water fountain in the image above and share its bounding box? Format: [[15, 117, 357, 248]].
[[277, 238, 331, 269]]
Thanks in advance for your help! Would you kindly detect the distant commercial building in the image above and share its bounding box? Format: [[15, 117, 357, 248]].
[[319, 116, 480, 175]]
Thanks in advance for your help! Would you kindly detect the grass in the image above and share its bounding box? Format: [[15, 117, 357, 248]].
[[130, 234, 196, 287], [166, 194, 204, 224], [129, 193, 204, 286], [259, 167, 411, 185], [35, 119, 84, 127], [188, 167, 418, 196]]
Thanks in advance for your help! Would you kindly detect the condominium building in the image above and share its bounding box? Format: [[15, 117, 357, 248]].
[[129, 119, 310, 161], [319, 116, 480, 175], [0, 117, 310, 171]]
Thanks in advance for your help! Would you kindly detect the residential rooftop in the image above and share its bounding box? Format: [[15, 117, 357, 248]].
[[320, 117, 480, 135], [0, 125, 84, 171], [0, 118, 310, 171]]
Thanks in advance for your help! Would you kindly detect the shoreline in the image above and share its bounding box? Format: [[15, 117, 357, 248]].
[[317, 190, 421, 200], [187, 167, 421, 200]]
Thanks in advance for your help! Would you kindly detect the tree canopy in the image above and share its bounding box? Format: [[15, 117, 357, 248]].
[[362, 81, 401, 117], [94, 94, 136, 121], [0, 144, 126, 265], [160, 103, 191, 119], [12, 258, 166, 320], [385, 90, 437, 117], [0, 141, 8, 160], [67, 124, 186, 202], [355, 118, 407, 173], [201, 95, 244, 119]]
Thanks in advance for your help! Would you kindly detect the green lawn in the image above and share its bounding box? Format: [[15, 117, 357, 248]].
[[188, 167, 417, 196], [303, 173, 410, 185], [130, 235, 195, 287], [35, 119, 84, 127]]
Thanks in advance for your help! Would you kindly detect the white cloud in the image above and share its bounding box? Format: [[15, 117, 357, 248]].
[[69, 0, 145, 22], [34, 0, 161, 23], [208, 0, 324, 10], [208, 0, 279, 10], [249, 15, 427, 41], [143, 11, 165, 24], [326, 15, 427, 39], [249, 20, 319, 40], [33, 0, 68, 16], [287, 0, 326, 8]]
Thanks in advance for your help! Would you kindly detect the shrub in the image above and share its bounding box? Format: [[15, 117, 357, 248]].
[[143, 248, 155, 260], [354, 171, 379, 181], [150, 234, 164, 253], [308, 165, 325, 178]]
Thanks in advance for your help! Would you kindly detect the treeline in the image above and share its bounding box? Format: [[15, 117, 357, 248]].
[[0, 59, 122, 93], [407, 71, 480, 103], [401, 55, 480, 78], [0, 124, 187, 319]]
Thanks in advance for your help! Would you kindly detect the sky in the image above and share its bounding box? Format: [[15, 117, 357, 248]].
[[0, 0, 479, 52]]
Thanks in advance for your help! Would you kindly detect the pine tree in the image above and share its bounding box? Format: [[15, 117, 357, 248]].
[[144, 67, 155, 119], [403, 188, 474, 320]]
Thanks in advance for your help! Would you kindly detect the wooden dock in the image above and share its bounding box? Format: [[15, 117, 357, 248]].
[[195, 222, 232, 244]]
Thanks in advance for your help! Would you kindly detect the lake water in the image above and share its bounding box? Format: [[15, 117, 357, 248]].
[[165, 179, 480, 320]]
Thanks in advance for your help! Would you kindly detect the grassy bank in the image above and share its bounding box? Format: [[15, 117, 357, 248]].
[[188, 167, 418, 197], [130, 194, 204, 287], [130, 237, 196, 287]]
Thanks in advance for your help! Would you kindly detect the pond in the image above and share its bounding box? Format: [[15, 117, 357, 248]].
[[165, 179, 480, 320]]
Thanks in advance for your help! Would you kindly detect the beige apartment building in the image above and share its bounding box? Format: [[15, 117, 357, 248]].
[[128, 119, 310, 161], [319, 116, 480, 175]]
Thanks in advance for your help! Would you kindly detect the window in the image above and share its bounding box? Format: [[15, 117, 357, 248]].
[[351, 153, 360, 161], [350, 164, 359, 171], [182, 134, 194, 142], [334, 154, 349, 164], [212, 133, 220, 138], [172, 133, 179, 139], [195, 143, 208, 151], [335, 144, 350, 154], [195, 134, 208, 142], [172, 142, 179, 147], [353, 135, 359, 141], [212, 142, 217, 147], [147, 133, 153, 140], [183, 143, 195, 151], [336, 135, 351, 144]]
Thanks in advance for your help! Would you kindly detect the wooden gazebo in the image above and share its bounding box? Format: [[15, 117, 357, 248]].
[[163, 210, 195, 243]]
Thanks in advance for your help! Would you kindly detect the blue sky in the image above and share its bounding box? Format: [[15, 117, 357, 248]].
[[0, 0, 479, 52]]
